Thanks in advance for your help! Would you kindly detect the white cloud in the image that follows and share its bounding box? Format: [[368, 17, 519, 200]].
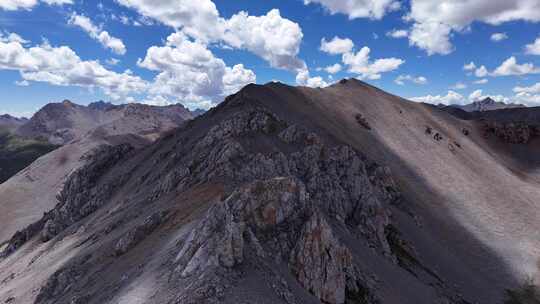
[[223, 64, 256, 95], [475, 65, 488, 77], [322, 63, 342, 74], [468, 89, 483, 102], [15, 79, 29, 86], [490, 32, 508, 42], [0, 0, 71, 10], [492, 56, 540, 76], [474, 78, 488, 84], [342, 46, 404, 79], [386, 29, 408, 38], [408, 21, 453, 55], [138, 32, 255, 108], [303, 0, 401, 20], [513, 92, 540, 106], [106, 58, 120, 65], [223, 9, 305, 71], [116, 0, 223, 42], [296, 69, 328, 88], [525, 36, 540, 55], [513, 82, 540, 94], [320, 36, 354, 55], [117, 1, 305, 72], [0, 32, 146, 100], [395, 74, 427, 85], [468, 89, 509, 103], [450, 82, 467, 90], [463, 62, 476, 71], [410, 90, 465, 105], [407, 0, 540, 55], [69, 13, 126, 55]]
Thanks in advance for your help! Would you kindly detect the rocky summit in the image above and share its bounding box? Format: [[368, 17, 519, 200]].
[[1, 80, 540, 303]]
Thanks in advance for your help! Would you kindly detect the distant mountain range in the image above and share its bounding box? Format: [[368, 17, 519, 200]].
[[17, 100, 195, 145], [442, 97, 525, 112], [0, 100, 198, 184], [0, 114, 28, 132]]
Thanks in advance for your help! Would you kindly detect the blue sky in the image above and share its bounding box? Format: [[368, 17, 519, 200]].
[[0, 0, 540, 117]]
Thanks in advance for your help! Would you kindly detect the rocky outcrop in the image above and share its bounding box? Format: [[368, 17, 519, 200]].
[[155, 107, 402, 303], [175, 177, 309, 277], [174, 176, 377, 304], [290, 211, 359, 304], [114, 211, 169, 256], [482, 120, 539, 144], [34, 255, 92, 304]]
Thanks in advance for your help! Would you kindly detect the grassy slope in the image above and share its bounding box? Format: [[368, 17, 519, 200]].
[[0, 127, 58, 183]]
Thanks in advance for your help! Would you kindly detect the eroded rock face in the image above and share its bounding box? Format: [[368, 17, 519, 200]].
[[290, 211, 354, 304], [174, 174, 379, 304], [114, 211, 168, 256], [175, 177, 309, 277]]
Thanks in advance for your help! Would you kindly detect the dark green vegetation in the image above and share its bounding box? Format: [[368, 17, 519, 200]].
[[0, 128, 58, 183], [505, 279, 540, 304]]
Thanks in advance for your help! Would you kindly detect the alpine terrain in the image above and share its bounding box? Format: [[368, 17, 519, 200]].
[[0, 80, 538, 304]]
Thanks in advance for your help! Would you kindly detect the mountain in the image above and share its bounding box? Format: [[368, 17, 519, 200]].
[[0, 114, 28, 132], [0, 100, 194, 248], [1, 80, 539, 303], [191, 108, 207, 117], [447, 97, 525, 112], [16, 100, 194, 145]]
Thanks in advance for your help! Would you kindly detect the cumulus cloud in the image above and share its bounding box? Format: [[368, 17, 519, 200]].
[[320, 36, 354, 55], [525, 36, 540, 55], [513, 92, 540, 106], [513, 82, 540, 94], [0, 32, 146, 100], [116, 0, 223, 42], [295, 69, 328, 88], [410, 90, 465, 105], [407, 21, 453, 55], [386, 29, 408, 38], [303, 0, 400, 20], [319, 63, 342, 74], [463, 62, 476, 71], [492, 56, 540, 76], [138, 32, 255, 108], [117, 1, 305, 72], [394, 74, 427, 85], [490, 32, 508, 42], [342, 46, 404, 79], [69, 13, 127, 55], [0, 0, 71, 10], [223, 9, 305, 71], [474, 65, 488, 77], [406, 0, 540, 55]]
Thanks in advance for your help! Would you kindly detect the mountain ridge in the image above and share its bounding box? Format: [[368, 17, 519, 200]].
[[0, 80, 539, 303]]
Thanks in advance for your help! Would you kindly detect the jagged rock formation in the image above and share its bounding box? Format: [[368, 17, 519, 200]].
[[1, 80, 539, 304]]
